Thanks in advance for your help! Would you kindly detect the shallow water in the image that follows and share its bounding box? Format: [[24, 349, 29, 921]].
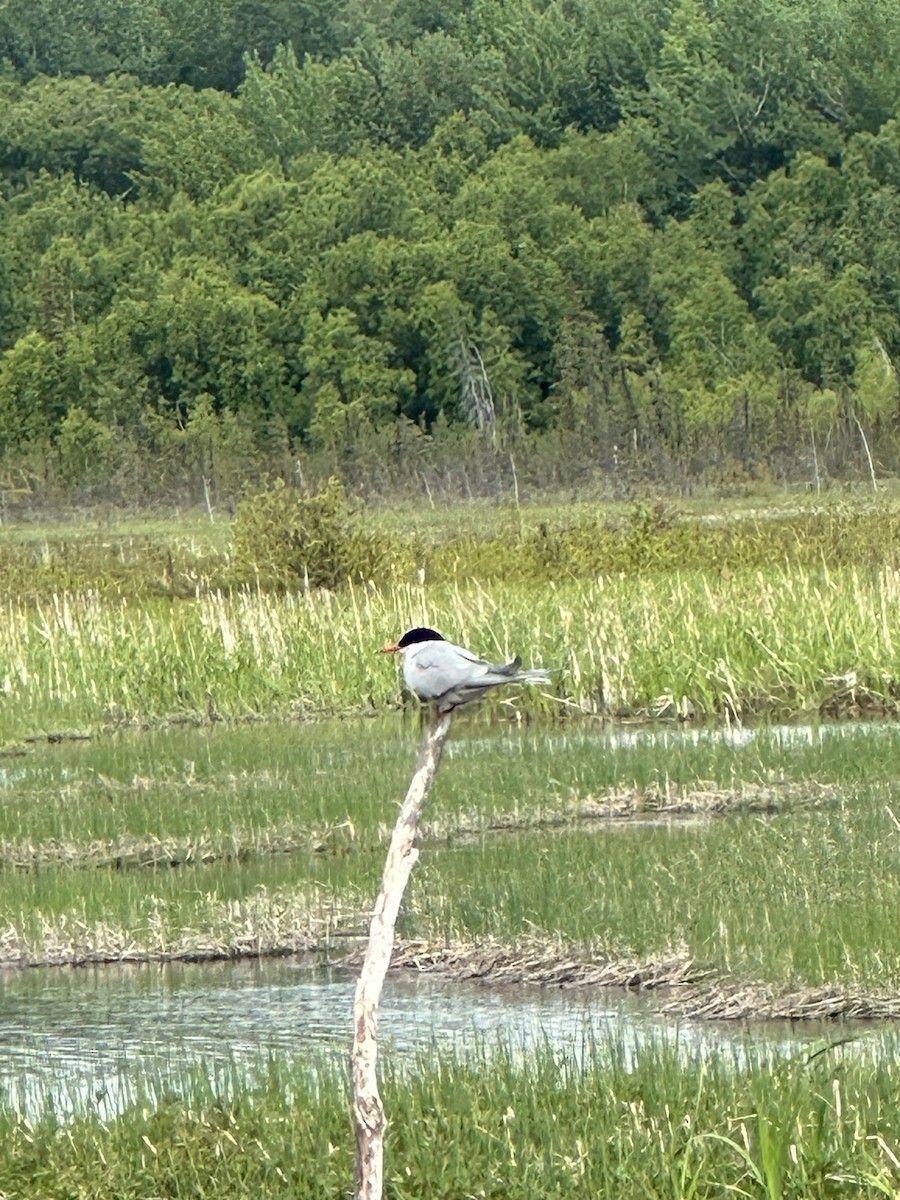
[[2, 714, 899, 1120], [3, 712, 897, 790], [0, 955, 880, 1120]]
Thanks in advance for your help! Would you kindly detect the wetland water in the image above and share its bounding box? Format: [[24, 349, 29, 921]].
[[3, 715, 900, 1118], [0, 955, 875, 1120]]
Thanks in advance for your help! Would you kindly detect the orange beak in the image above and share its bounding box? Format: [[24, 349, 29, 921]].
[[379, 643, 400, 654]]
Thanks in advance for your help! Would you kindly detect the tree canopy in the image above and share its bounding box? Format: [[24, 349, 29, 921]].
[[2, 0, 900, 502]]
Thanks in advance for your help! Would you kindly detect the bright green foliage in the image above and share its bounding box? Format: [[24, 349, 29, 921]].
[[3, 0, 900, 500], [240, 45, 384, 160], [854, 339, 900, 424], [0, 0, 341, 90], [757, 264, 875, 388], [0, 331, 66, 448], [57, 405, 120, 486], [3, 1044, 900, 1199], [300, 306, 416, 447], [0, 74, 261, 199]]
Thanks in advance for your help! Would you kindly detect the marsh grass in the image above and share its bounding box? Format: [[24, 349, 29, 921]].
[[0, 859, 368, 966], [457, 819, 892, 989], [0, 722, 414, 846], [5, 501, 900, 1191], [400, 784, 900, 993], [1, 562, 900, 745], [5, 719, 885, 851], [7, 491, 900, 600], [0, 778, 835, 875], [4, 720, 900, 1009], [0, 496, 899, 746], [2, 1040, 900, 1198], [0, 521, 232, 600]]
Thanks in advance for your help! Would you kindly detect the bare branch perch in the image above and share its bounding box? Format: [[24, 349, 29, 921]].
[[351, 710, 454, 1200]]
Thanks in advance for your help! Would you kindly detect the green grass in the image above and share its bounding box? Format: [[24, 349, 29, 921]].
[[0, 721, 413, 845], [4, 500, 900, 1192], [2, 1040, 900, 1198], [13, 786, 895, 989], [402, 796, 900, 990], [364, 480, 900, 537], [1, 562, 900, 746], [0, 518, 232, 600], [4, 488, 900, 600], [0, 859, 366, 964], [0, 495, 899, 743], [7, 717, 893, 849], [3, 718, 900, 996]]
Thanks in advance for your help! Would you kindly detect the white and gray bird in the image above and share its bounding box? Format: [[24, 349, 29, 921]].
[[380, 627, 553, 713]]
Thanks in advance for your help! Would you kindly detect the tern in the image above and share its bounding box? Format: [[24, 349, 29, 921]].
[[380, 627, 553, 713]]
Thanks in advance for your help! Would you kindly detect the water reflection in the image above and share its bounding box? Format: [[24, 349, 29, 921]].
[[448, 717, 900, 757], [0, 957, 879, 1120]]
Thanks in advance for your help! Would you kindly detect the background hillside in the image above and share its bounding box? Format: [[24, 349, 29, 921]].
[[2, 0, 900, 508]]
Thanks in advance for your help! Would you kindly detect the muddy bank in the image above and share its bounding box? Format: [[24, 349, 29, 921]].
[[3, 918, 898, 1023], [373, 938, 900, 1024]]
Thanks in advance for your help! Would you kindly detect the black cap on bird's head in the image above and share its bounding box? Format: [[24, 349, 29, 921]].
[[379, 627, 445, 653], [398, 627, 445, 647]]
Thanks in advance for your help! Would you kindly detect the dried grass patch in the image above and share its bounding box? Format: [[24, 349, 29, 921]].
[[418, 779, 843, 842], [385, 938, 704, 991], [375, 937, 900, 1023], [0, 821, 355, 873], [0, 888, 361, 968], [661, 980, 900, 1022]]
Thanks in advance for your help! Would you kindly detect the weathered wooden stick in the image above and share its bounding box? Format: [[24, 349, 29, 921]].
[[351, 710, 453, 1200]]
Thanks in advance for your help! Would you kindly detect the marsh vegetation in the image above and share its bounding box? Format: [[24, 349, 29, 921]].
[[3, 715, 900, 1008], [5, 1036, 900, 1198], [6, 0, 900, 1185], [2, 492, 900, 747], [2, 498, 900, 1195]]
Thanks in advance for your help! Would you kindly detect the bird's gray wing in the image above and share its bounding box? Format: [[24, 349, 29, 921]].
[[442, 645, 524, 676], [409, 642, 492, 697], [410, 643, 531, 701]]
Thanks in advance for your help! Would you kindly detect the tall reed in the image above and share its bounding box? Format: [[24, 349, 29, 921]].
[[2, 1040, 900, 1198], [1, 566, 898, 741]]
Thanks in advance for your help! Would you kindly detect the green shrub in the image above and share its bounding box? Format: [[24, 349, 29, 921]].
[[231, 476, 407, 588]]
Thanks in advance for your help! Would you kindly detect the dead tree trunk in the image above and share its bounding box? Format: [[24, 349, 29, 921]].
[[351, 710, 453, 1200]]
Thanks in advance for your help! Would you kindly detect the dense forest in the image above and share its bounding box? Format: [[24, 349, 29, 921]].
[[2, 0, 900, 506]]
